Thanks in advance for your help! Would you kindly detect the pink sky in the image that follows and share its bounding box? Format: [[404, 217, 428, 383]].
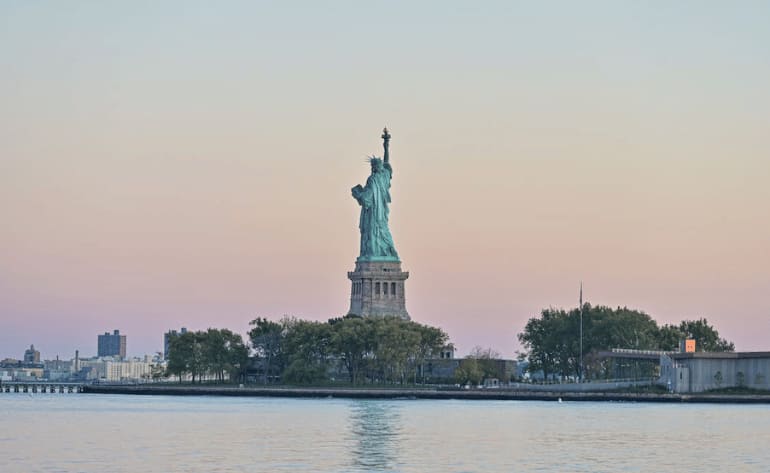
[[1, 2, 769, 360]]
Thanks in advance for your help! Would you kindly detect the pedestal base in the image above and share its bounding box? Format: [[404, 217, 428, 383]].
[[347, 260, 410, 320]]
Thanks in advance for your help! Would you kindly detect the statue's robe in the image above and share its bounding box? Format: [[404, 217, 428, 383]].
[[353, 163, 399, 260]]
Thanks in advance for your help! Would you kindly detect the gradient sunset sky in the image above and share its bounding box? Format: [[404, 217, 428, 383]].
[[2, 1, 769, 360]]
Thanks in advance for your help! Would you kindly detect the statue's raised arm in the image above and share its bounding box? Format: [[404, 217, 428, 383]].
[[382, 127, 391, 165]]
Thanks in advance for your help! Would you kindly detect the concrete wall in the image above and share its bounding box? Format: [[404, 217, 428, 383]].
[[687, 358, 770, 392], [508, 380, 655, 392], [661, 354, 770, 393]]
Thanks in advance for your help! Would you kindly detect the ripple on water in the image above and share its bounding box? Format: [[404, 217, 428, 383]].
[[1, 395, 770, 472]]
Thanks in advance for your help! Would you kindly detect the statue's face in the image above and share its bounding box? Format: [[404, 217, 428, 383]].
[[371, 160, 383, 172]]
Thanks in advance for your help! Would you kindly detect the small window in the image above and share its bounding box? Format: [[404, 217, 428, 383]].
[[384, 283, 388, 295], [391, 282, 396, 296], [375, 282, 380, 295]]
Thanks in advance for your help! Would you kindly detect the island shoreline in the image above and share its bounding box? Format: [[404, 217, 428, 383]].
[[81, 385, 770, 404]]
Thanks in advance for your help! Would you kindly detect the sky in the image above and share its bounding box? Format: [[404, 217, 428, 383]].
[[1, 1, 769, 360]]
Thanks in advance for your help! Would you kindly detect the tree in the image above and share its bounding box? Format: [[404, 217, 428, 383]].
[[203, 328, 227, 382], [225, 331, 250, 383], [192, 314, 456, 386], [517, 304, 712, 380], [166, 334, 192, 382], [454, 358, 483, 386], [518, 308, 563, 380], [413, 324, 449, 384], [282, 320, 332, 384], [677, 318, 734, 352], [467, 346, 502, 380], [330, 315, 376, 384], [165, 331, 206, 383], [202, 328, 249, 383], [249, 317, 286, 384], [656, 324, 684, 351]]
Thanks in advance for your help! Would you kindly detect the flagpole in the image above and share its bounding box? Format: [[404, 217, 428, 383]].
[[579, 281, 583, 383]]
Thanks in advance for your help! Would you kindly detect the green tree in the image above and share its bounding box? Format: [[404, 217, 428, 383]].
[[166, 334, 192, 382], [467, 346, 502, 380], [249, 317, 286, 384], [518, 308, 562, 380], [656, 324, 684, 351], [413, 324, 449, 384], [454, 358, 483, 386], [166, 331, 206, 383], [283, 320, 332, 384], [678, 318, 734, 352], [371, 317, 419, 384], [519, 305, 666, 380], [203, 328, 249, 383], [330, 315, 376, 384]]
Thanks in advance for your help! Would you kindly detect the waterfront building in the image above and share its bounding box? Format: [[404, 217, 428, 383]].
[[43, 357, 73, 381], [97, 330, 126, 359], [661, 351, 770, 393], [0, 366, 44, 381], [77, 357, 153, 382]]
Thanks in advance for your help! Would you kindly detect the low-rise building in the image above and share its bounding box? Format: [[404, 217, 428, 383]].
[[660, 351, 770, 393], [76, 357, 153, 382]]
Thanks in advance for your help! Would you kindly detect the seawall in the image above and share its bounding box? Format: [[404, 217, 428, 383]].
[[82, 384, 770, 403]]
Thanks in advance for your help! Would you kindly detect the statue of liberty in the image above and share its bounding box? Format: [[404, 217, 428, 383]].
[[351, 128, 399, 261]]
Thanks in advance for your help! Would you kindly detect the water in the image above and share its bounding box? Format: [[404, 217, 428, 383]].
[[1, 393, 769, 472]]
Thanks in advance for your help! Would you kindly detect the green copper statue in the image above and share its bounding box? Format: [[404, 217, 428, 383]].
[[351, 128, 400, 262]]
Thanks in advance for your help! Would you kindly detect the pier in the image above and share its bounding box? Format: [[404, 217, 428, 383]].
[[0, 381, 84, 393]]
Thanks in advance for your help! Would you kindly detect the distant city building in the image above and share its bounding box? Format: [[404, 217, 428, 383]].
[[78, 357, 153, 382], [1, 351, 161, 382], [164, 327, 188, 360], [23, 344, 40, 363], [43, 357, 73, 382], [98, 330, 127, 359]]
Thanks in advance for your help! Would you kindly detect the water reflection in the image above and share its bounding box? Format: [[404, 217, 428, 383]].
[[348, 400, 402, 472]]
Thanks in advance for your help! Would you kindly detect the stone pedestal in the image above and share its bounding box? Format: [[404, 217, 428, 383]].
[[347, 260, 410, 319]]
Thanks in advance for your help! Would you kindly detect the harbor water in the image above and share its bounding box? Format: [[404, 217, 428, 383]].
[[1, 393, 768, 472]]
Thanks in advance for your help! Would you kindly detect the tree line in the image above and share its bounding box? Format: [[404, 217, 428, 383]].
[[517, 304, 734, 380], [165, 305, 734, 385], [166, 328, 249, 383], [249, 315, 449, 385], [165, 315, 449, 385]]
